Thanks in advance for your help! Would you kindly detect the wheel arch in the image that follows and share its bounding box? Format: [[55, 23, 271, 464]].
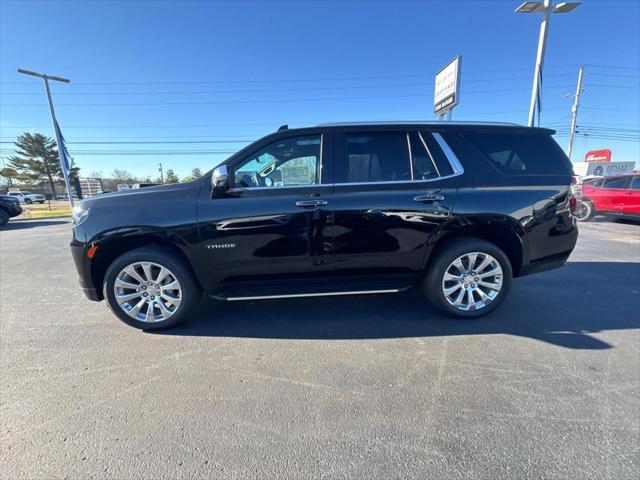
[[89, 230, 201, 300], [426, 217, 525, 277]]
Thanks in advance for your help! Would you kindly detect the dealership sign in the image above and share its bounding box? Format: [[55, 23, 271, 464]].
[[586, 161, 635, 177], [434, 56, 461, 116], [585, 149, 612, 163]]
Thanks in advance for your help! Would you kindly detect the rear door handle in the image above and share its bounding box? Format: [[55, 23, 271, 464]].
[[295, 199, 328, 208], [414, 191, 445, 203]]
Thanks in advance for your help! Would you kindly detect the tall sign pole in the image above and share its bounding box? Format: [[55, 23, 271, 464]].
[[567, 65, 584, 160], [17, 68, 74, 209], [515, 1, 582, 127], [527, 0, 552, 127]]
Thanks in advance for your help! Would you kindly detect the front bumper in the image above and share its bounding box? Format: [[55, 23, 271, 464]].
[[7, 204, 22, 217], [70, 225, 103, 302], [81, 286, 101, 301]]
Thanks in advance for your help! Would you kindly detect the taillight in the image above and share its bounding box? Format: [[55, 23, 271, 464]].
[[569, 195, 577, 214]]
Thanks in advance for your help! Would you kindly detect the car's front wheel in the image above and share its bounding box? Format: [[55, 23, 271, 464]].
[[423, 238, 512, 318], [574, 200, 594, 222], [0, 209, 9, 226], [104, 246, 200, 330]]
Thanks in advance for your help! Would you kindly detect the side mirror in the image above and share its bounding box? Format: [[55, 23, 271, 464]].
[[211, 165, 230, 194], [211, 165, 231, 198]]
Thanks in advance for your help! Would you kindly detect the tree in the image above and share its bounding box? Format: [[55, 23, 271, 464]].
[[2, 133, 79, 196], [182, 168, 203, 182], [165, 169, 179, 184], [112, 169, 133, 184]]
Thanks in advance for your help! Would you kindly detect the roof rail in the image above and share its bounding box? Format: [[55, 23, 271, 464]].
[[316, 120, 521, 127]]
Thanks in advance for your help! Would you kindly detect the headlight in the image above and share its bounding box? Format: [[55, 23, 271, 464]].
[[72, 205, 90, 226]]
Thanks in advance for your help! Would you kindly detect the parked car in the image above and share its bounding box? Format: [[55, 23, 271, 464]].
[[575, 174, 640, 221], [7, 191, 46, 204], [0, 195, 23, 226], [70, 122, 578, 330]]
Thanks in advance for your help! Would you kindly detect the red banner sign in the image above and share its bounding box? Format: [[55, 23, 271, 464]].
[[585, 149, 612, 163]]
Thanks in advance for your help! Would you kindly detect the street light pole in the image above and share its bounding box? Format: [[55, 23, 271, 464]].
[[158, 163, 164, 184], [567, 65, 584, 160], [527, 0, 552, 127], [17, 68, 74, 209], [515, 1, 582, 127]]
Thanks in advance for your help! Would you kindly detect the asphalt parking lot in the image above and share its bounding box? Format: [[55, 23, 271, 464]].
[[1, 219, 639, 479]]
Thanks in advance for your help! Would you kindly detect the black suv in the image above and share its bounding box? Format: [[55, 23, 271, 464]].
[[0, 194, 23, 226], [71, 122, 578, 330]]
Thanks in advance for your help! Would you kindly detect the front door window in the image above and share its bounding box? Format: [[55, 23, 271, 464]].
[[233, 135, 322, 188]]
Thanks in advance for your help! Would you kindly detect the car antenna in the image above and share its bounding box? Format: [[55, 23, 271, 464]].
[[277, 124, 288, 131]]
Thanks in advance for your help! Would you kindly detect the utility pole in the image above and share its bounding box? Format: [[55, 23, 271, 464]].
[[158, 163, 164, 184], [17, 68, 74, 208], [515, 1, 582, 127], [567, 65, 584, 160]]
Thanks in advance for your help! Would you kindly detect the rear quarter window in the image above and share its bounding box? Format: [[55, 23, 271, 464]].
[[444, 130, 573, 177]]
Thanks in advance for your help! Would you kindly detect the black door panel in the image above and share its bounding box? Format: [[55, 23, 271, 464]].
[[197, 186, 333, 286], [330, 181, 457, 275]]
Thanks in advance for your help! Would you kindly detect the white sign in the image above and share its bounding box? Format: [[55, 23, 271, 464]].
[[586, 162, 636, 177], [434, 56, 461, 115]]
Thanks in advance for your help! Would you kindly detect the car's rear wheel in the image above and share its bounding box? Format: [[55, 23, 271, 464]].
[[104, 246, 200, 330], [0, 209, 9, 226], [24, 198, 32, 204], [574, 200, 594, 222], [423, 238, 512, 318]]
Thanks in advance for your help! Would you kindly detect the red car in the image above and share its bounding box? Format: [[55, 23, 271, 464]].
[[576, 174, 640, 221]]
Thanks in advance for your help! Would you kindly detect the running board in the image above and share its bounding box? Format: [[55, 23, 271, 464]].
[[209, 286, 410, 302]]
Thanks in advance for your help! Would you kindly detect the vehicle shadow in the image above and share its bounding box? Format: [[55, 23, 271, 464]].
[[1, 219, 70, 231], [157, 261, 640, 350]]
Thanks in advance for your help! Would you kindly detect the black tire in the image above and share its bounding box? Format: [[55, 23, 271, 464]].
[[0, 209, 9, 226], [422, 237, 513, 319], [574, 200, 594, 222], [24, 198, 33, 204], [103, 246, 201, 330]]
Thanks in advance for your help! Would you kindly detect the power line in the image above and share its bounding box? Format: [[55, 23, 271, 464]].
[[0, 85, 579, 107], [0, 140, 251, 145], [582, 63, 640, 71], [587, 72, 640, 79], [0, 65, 578, 86], [0, 74, 578, 96]]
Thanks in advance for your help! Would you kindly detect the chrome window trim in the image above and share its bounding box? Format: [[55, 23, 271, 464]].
[[417, 131, 442, 177], [406, 133, 414, 181], [228, 183, 329, 193], [432, 132, 464, 175], [318, 133, 324, 184], [332, 174, 461, 188], [227, 132, 464, 192]]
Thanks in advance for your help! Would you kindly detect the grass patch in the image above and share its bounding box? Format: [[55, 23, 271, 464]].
[[20, 203, 71, 219], [23, 209, 71, 219]]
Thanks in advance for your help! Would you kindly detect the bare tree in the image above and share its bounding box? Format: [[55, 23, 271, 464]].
[[112, 169, 133, 184]]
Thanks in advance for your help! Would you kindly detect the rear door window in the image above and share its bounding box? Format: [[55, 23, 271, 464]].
[[336, 131, 411, 183], [450, 131, 572, 176], [629, 177, 640, 190], [602, 176, 629, 189]]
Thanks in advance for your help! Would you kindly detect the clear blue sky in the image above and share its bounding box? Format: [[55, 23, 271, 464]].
[[1, 0, 638, 179]]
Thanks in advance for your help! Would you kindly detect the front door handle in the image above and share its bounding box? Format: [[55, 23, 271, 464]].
[[295, 199, 328, 208], [414, 191, 445, 203]]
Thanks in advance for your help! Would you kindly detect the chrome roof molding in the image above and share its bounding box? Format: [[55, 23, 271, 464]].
[[316, 120, 522, 127]]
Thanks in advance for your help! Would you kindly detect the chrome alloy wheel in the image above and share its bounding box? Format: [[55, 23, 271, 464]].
[[441, 252, 503, 312], [113, 261, 182, 322]]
